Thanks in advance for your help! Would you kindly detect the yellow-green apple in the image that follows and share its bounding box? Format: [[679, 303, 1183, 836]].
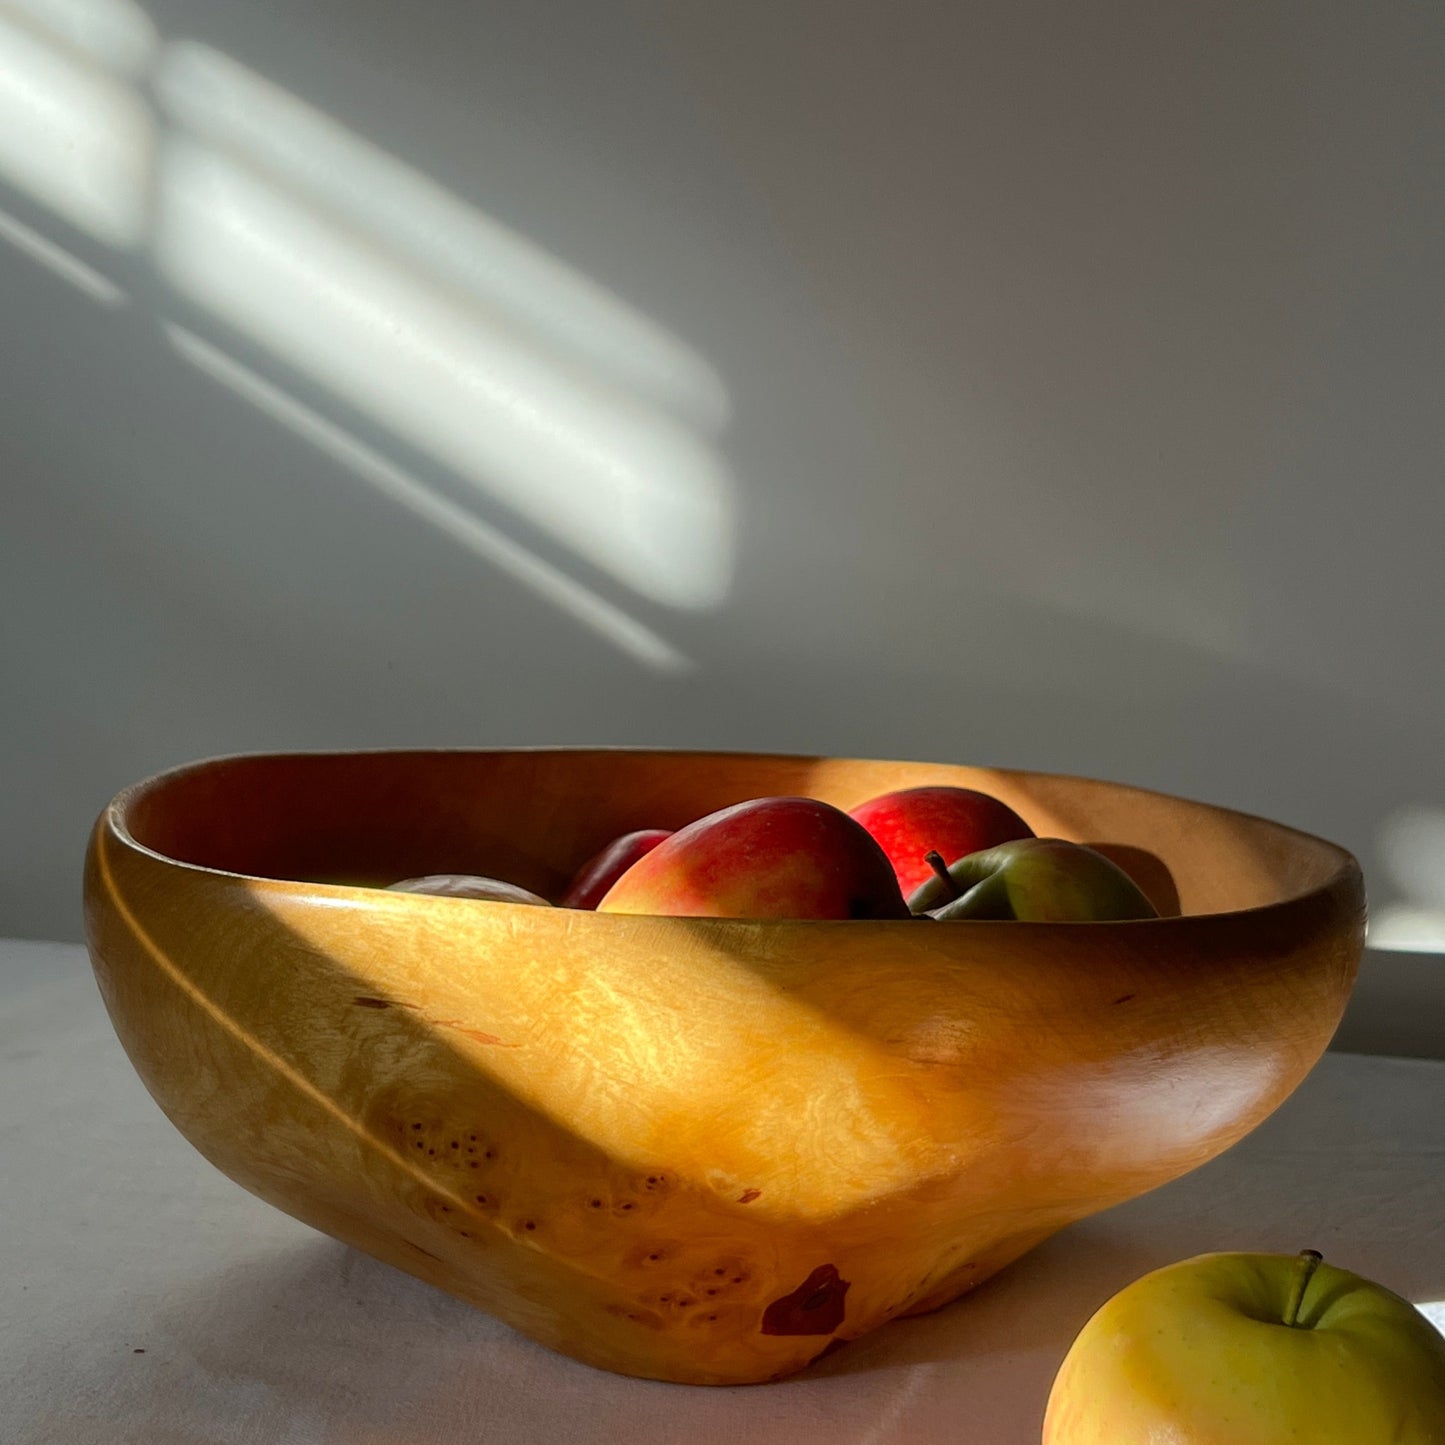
[[560, 829, 671, 909], [387, 874, 552, 905], [597, 797, 912, 920], [909, 838, 1158, 920], [848, 785, 1034, 897], [1044, 1249, 1445, 1443]]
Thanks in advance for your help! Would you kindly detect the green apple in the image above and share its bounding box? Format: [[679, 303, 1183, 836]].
[[907, 837, 1159, 921], [1044, 1249, 1445, 1443]]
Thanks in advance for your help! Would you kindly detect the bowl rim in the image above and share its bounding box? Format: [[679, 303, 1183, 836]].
[[96, 745, 1364, 929]]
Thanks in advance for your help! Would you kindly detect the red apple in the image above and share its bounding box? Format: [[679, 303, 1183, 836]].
[[596, 797, 911, 920], [849, 785, 1034, 897], [560, 829, 672, 909]]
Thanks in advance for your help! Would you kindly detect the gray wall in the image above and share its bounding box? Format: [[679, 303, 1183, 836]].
[[2, 1, 1442, 1045]]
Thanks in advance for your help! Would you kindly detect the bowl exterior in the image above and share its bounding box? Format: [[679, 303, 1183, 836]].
[[83, 750, 1365, 1384]]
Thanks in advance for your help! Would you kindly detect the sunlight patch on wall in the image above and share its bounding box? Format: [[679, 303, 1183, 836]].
[[0, 7, 738, 656], [156, 43, 729, 438], [149, 43, 735, 613], [1367, 906, 1445, 955], [164, 324, 693, 674], [0, 203, 125, 303], [0, 4, 152, 244], [3, 0, 156, 73], [154, 133, 733, 611], [1377, 805, 1445, 912], [1369, 804, 1445, 954]]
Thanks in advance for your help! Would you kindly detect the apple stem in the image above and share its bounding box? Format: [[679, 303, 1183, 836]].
[[1283, 1249, 1324, 1328], [924, 850, 961, 900]]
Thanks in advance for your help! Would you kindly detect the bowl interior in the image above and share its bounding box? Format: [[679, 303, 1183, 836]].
[[114, 749, 1351, 919]]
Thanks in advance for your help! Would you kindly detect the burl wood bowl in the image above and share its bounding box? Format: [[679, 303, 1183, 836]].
[[83, 749, 1365, 1385]]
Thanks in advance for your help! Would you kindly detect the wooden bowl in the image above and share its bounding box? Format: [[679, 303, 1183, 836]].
[[83, 749, 1364, 1385]]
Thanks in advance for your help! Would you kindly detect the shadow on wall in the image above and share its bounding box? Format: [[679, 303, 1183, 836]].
[[0, 0, 738, 672]]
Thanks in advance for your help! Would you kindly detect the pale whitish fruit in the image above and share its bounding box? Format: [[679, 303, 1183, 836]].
[[387, 874, 551, 905]]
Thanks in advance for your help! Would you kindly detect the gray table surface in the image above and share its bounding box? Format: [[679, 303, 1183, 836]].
[[3, 938, 1443, 1444]]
